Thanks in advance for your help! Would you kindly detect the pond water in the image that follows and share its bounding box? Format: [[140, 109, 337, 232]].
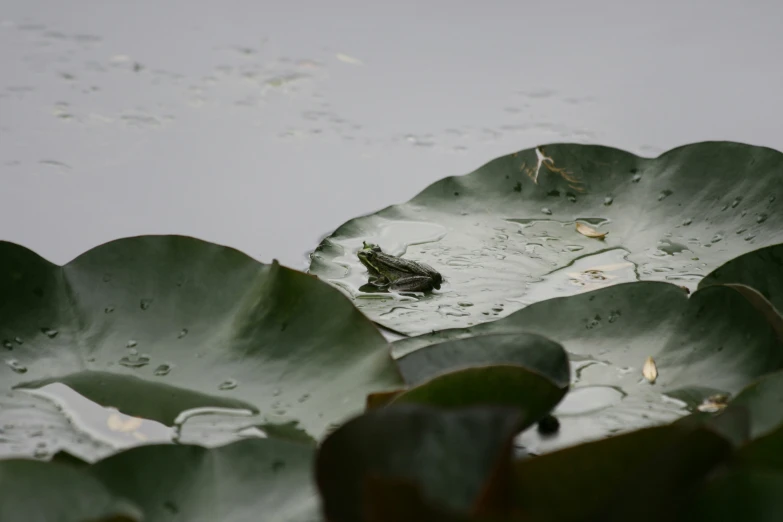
[[2, 0, 782, 270], [2, 0, 783, 457]]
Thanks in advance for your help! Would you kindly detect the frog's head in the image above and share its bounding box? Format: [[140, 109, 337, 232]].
[[357, 241, 382, 270]]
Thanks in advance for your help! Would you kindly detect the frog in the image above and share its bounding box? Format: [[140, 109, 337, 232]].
[[357, 242, 443, 292]]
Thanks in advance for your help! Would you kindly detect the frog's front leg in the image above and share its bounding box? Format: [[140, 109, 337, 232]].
[[389, 275, 435, 292]]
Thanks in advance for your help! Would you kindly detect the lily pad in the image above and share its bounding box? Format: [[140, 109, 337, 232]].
[[392, 365, 568, 425], [315, 404, 525, 522], [0, 459, 142, 522], [730, 369, 783, 439], [699, 243, 783, 312], [1, 438, 318, 522], [0, 236, 402, 444], [393, 281, 783, 452], [309, 142, 783, 335], [395, 332, 569, 387], [510, 418, 737, 522]]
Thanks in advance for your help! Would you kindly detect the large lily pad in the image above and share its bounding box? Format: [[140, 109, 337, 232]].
[[393, 281, 783, 452], [1, 438, 318, 522], [309, 142, 783, 335], [0, 236, 402, 443]]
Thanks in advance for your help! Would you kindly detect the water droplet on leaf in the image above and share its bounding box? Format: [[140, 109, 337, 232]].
[[140, 299, 152, 310], [731, 197, 742, 208], [41, 328, 58, 338], [126, 339, 137, 348], [756, 213, 768, 224], [104, 306, 114, 314], [682, 217, 693, 226], [14, 337, 23, 345], [541, 207, 552, 215], [632, 173, 642, 183], [177, 328, 188, 339], [2, 340, 12, 350], [119, 353, 151, 368], [6, 359, 27, 373], [603, 196, 613, 206], [657, 189, 673, 201], [154, 363, 173, 376], [218, 379, 238, 391]]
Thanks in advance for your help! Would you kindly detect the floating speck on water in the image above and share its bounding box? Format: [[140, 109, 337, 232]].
[[2, 340, 12, 350], [140, 299, 152, 310], [298, 393, 310, 403], [632, 173, 642, 183], [657, 189, 673, 201], [682, 218, 693, 226], [126, 339, 137, 348], [541, 207, 552, 215], [41, 328, 58, 339], [154, 363, 173, 376], [756, 213, 768, 224], [711, 233, 723, 243], [603, 196, 613, 206], [178, 328, 188, 339], [218, 379, 238, 391], [14, 337, 23, 345], [119, 353, 151, 368], [104, 306, 114, 314], [731, 197, 742, 208]]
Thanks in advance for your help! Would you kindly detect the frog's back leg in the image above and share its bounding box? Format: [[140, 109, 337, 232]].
[[389, 276, 436, 292]]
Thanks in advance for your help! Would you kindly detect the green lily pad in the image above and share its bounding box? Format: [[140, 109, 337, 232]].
[[392, 365, 568, 425], [1, 438, 318, 522], [685, 471, 783, 522], [699, 243, 783, 313], [315, 404, 525, 522], [395, 332, 569, 387], [0, 459, 142, 522], [393, 281, 783, 452], [730, 369, 783, 439], [511, 418, 737, 522], [309, 142, 783, 335], [0, 236, 402, 445]]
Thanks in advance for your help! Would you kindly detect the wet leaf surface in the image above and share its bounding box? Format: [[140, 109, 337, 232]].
[[310, 142, 783, 335], [393, 282, 783, 452], [0, 235, 402, 457]]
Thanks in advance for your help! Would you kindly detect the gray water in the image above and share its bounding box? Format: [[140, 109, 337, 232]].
[[2, 0, 783, 456], [2, 0, 782, 269]]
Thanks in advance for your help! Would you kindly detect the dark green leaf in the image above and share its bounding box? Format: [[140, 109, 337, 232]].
[[392, 365, 567, 427], [730, 369, 783, 439], [699, 242, 783, 313], [316, 405, 525, 522], [92, 438, 318, 522], [685, 470, 783, 522], [396, 333, 569, 388], [310, 142, 783, 335], [511, 420, 735, 522], [0, 459, 142, 522]]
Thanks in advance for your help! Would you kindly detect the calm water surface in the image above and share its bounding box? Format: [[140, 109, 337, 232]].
[[2, 0, 782, 268]]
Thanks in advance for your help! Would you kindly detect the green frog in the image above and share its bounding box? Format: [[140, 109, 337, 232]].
[[357, 242, 443, 292]]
